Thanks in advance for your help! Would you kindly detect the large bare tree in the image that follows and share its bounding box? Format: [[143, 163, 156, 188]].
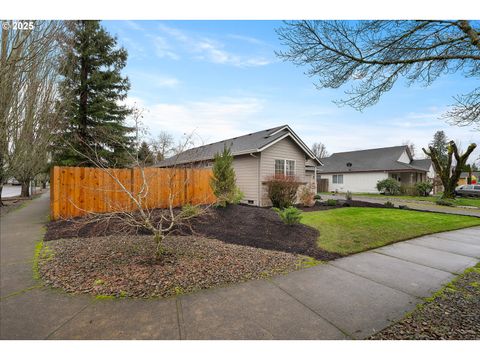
[[150, 130, 175, 162], [311, 142, 329, 159], [423, 141, 477, 199], [1, 20, 65, 200], [277, 20, 480, 126]]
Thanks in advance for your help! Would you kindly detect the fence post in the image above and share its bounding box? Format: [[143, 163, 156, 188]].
[[130, 167, 135, 211]]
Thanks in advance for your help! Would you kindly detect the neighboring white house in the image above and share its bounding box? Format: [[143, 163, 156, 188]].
[[317, 146, 435, 193], [156, 125, 321, 206]]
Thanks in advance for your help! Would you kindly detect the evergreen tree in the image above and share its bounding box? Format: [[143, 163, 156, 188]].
[[54, 20, 134, 167], [429, 131, 449, 167], [137, 141, 154, 166], [210, 146, 243, 207]]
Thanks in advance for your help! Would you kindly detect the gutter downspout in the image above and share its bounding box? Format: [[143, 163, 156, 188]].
[[249, 152, 261, 206]]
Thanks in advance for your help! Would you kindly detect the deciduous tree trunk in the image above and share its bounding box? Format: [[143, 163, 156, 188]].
[[21, 181, 30, 198]]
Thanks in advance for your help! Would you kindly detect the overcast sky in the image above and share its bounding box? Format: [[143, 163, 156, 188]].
[[103, 20, 479, 162]]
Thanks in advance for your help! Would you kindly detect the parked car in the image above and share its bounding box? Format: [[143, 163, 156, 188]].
[[455, 184, 480, 197]]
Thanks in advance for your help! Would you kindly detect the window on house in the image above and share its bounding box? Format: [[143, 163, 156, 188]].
[[274, 159, 296, 176], [332, 174, 343, 184], [286, 160, 295, 176], [275, 159, 285, 176]]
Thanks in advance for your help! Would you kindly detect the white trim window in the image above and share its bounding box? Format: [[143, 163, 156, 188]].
[[332, 174, 343, 184], [275, 159, 296, 176]]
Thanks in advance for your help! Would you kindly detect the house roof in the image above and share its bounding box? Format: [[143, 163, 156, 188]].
[[155, 125, 321, 167], [317, 145, 432, 174]]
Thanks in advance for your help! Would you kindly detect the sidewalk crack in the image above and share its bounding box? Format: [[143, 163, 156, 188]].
[[268, 279, 353, 339], [0, 284, 43, 301], [45, 302, 92, 339], [175, 298, 185, 340]]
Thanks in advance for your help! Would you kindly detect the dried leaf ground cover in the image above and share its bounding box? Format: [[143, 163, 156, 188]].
[[45, 205, 341, 261], [38, 235, 313, 298], [370, 263, 480, 340]]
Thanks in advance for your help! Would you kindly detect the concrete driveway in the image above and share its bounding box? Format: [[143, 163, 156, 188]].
[[1, 192, 479, 339]]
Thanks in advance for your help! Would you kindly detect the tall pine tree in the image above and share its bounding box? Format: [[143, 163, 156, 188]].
[[429, 131, 449, 168], [137, 141, 154, 166], [55, 20, 134, 167]]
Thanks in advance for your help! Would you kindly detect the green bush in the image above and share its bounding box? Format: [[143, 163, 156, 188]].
[[265, 175, 301, 209], [326, 199, 338, 206], [436, 198, 455, 207], [415, 181, 433, 197], [210, 146, 244, 207], [179, 203, 201, 219], [314, 194, 322, 200], [273, 206, 303, 225], [376, 178, 401, 195], [384, 201, 395, 208]]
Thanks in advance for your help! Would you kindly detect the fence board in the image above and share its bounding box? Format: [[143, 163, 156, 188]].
[[50, 166, 216, 220]]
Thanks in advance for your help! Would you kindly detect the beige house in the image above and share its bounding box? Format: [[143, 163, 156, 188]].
[[156, 125, 321, 206]]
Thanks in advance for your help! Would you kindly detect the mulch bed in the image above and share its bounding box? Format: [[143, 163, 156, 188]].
[[299, 200, 386, 212], [38, 235, 307, 298], [370, 264, 480, 340], [45, 205, 342, 261]]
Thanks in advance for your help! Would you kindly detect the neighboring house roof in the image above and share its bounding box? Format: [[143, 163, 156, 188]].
[[155, 125, 321, 167], [460, 171, 480, 178], [317, 145, 432, 174], [410, 159, 433, 172]]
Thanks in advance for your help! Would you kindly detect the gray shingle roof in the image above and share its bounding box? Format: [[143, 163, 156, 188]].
[[410, 159, 433, 172], [155, 125, 319, 167], [317, 146, 431, 174]]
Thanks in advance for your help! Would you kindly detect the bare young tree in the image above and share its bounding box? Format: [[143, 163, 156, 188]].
[[311, 142, 329, 159], [0, 20, 65, 200], [64, 131, 209, 260], [277, 20, 480, 126], [423, 141, 477, 199]]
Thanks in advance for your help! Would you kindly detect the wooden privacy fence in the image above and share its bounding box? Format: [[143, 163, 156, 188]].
[[50, 166, 216, 220], [317, 179, 329, 193]]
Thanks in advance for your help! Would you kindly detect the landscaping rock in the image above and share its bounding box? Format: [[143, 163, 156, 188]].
[[39, 235, 310, 299]]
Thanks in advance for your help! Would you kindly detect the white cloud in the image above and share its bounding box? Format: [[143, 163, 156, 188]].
[[226, 34, 271, 46], [127, 96, 273, 145], [296, 112, 480, 161], [129, 71, 180, 88], [150, 35, 179, 60], [125, 95, 480, 163], [124, 20, 144, 31], [154, 24, 271, 67]]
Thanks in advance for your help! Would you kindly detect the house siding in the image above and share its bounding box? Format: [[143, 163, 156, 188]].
[[232, 154, 260, 205], [259, 136, 308, 206], [320, 172, 388, 193], [397, 150, 410, 164]]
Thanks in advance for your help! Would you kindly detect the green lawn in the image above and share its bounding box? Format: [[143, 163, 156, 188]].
[[301, 208, 480, 255]]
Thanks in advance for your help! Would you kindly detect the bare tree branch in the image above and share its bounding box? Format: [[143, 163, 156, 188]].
[[276, 20, 480, 125]]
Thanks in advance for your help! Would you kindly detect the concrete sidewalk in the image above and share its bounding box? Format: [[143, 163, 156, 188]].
[[1, 193, 479, 339]]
